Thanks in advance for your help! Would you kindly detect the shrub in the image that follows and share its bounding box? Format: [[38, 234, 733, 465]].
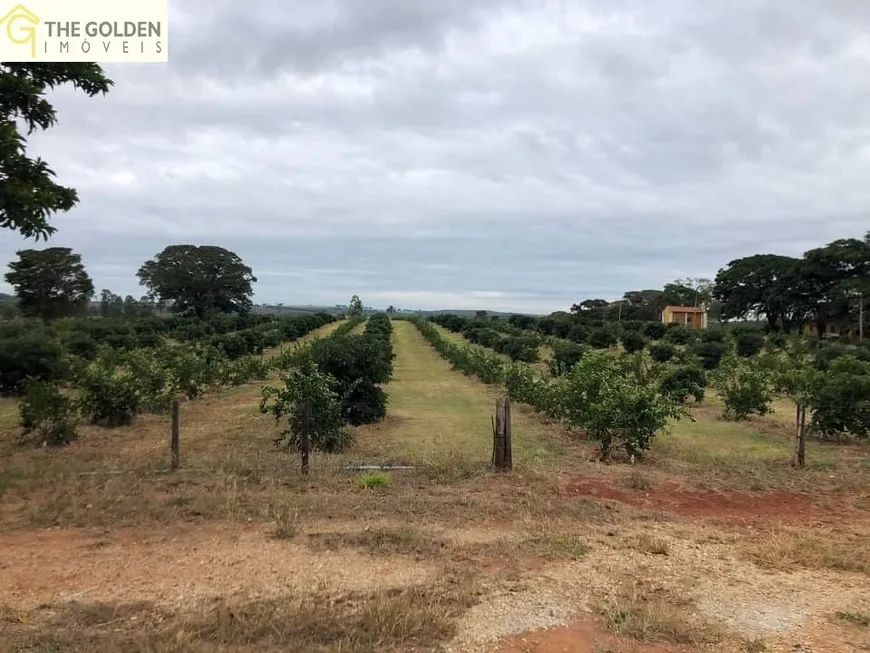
[[812, 341, 851, 371], [342, 382, 388, 425], [75, 354, 142, 427], [588, 327, 618, 349], [307, 318, 393, 426], [643, 322, 667, 340], [500, 336, 540, 363], [19, 381, 78, 446], [658, 365, 706, 404], [566, 324, 589, 343], [62, 331, 99, 360], [692, 341, 727, 370], [665, 325, 695, 345], [560, 351, 686, 461], [735, 331, 765, 357], [261, 358, 352, 453], [549, 341, 589, 376], [648, 341, 676, 363], [0, 332, 65, 396], [713, 352, 773, 421], [700, 327, 727, 343], [620, 330, 648, 354], [808, 355, 870, 440]]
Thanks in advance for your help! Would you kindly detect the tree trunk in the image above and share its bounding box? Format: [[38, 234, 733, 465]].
[[792, 403, 806, 469]]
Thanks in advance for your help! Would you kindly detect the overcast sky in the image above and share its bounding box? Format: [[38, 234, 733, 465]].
[[2, 0, 870, 313]]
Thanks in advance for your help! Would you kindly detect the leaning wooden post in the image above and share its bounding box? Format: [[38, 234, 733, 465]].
[[170, 399, 180, 471], [301, 397, 311, 475]]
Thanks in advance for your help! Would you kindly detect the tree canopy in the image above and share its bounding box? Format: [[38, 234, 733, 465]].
[[1, 63, 113, 240], [4, 247, 94, 320], [713, 234, 869, 334], [347, 295, 364, 316], [136, 245, 257, 319]]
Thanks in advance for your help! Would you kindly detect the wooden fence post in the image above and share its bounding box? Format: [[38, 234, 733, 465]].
[[504, 396, 512, 471], [492, 396, 512, 472], [170, 399, 180, 471], [301, 397, 311, 475]]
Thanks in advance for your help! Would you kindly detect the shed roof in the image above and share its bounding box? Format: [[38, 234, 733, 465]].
[[665, 305, 706, 313]]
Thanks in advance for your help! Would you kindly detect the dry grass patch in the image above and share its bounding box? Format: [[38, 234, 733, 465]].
[[268, 494, 302, 539], [624, 469, 654, 491], [623, 532, 670, 556], [306, 525, 447, 558], [4, 581, 477, 653], [835, 610, 870, 627], [742, 527, 870, 574], [600, 588, 723, 646]]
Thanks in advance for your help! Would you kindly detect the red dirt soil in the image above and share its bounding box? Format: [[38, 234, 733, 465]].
[[563, 478, 862, 525], [490, 619, 687, 653]]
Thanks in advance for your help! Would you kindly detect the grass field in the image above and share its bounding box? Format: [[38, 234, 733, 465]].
[[1, 318, 869, 653]]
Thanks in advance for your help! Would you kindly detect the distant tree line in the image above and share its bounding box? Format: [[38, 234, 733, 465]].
[[3, 244, 257, 322]]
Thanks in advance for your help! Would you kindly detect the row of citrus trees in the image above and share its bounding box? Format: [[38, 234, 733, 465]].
[[410, 317, 870, 465], [260, 314, 394, 454], [15, 314, 343, 447]]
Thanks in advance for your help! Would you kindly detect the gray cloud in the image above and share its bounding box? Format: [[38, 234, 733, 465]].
[[2, 0, 870, 312]]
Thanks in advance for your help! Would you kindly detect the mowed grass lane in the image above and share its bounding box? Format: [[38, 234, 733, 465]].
[[353, 320, 562, 466]]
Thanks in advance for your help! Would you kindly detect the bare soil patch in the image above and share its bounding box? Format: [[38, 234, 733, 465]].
[[563, 477, 864, 526], [490, 618, 690, 653]]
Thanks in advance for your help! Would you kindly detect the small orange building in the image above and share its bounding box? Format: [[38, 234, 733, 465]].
[[661, 305, 708, 329]]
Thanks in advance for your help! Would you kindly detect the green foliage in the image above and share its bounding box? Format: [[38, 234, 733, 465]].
[[560, 351, 686, 460], [648, 341, 676, 363], [306, 315, 393, 426], [347, 294, 364, 316], [808, 355, 870, 440], [136, 245, 257, 318], [19, 380, 78, 446], [658, 365, 706, 404], [664, 325, 695, 345], [692, 340, 727, 370], [1, 63, 113, 240], [4, 248, 95, 320], [620, 330, 648, 354], [60, 331, 99, 360], [359, 471, 392, 489], [331, 316, 365, 337], [588, 326, 618, 349], [75, 354, 142, 426], [713, 351, 774, 421], [548, 341, 589, 376], [734, 330, 765, 357], [260, 358, 351, 453], [0, 331, 65, 396], [413, 319, 686, 460], [643, 322, 667, 340], [700, 326, 727, 343], [414, 318, 505, 385]]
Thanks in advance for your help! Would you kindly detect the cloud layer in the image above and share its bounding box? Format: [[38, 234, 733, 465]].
[[3, 0, 870, 313]]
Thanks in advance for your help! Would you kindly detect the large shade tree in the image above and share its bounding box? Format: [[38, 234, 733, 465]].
[[4, 247, 94, 320], [713, 254, 809, 333], [799, 234, 870, 337], [137, 245, 257, 318], [1, 64, 112, 240]]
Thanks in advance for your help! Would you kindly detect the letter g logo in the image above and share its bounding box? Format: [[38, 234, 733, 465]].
[[0, 4, 40, 58]]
